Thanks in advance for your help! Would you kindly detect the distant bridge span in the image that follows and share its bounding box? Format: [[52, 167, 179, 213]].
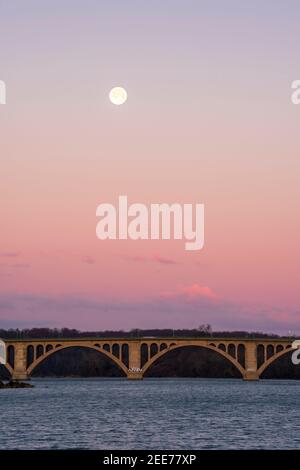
[[2, 337, 294, 381]]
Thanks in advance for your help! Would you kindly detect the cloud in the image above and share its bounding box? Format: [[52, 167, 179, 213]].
[[126, 253, 178, 265], [152, 254, 177, 265], [161, 283, 217, 301], [11, 263, 31, 269], [0, 251, 20, 258], [0, 290, 299, 335], [82, 256, 95, 265], [182, 283, 217, 300], [128, 255, 148, 262]]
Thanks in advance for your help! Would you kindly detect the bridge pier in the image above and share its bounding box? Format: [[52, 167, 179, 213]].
[[243, 341, 259, 381], [12, 343, 30, 381], [11, 371, 30, 381], [127, 341, 143, 380], [243, 371, 259, 381], [127, 371, 143, 380]]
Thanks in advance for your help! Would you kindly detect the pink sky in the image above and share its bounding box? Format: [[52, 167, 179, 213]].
[[0, 1, 299, 334]]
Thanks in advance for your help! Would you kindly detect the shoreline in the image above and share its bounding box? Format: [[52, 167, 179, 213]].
[[0, 380, 34, 389]]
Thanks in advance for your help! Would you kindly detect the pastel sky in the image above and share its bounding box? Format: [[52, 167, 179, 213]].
[[0, 1, 299, 334]]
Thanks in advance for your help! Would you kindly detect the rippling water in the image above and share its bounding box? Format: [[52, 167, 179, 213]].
[[0, 378, 299, 449]]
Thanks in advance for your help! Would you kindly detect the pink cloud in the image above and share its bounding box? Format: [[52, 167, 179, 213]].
[[182, 283, 217, 300], [152, 254, 177, 265], [130, 255, 148, 262], [127, 253, 177, 265], [0, 251, 20, 258], [11, 263, 31, 269], [161, 283, 217, 301], [82, 256, 95, 265]]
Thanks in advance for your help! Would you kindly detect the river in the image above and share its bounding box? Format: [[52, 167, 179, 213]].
[[0, 378, 299, 449]]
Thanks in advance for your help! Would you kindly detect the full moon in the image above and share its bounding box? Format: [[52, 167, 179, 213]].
[[109, 86, 128, 105]]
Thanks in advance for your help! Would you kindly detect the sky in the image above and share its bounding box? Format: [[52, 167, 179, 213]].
[[0, 1, 299, 334]]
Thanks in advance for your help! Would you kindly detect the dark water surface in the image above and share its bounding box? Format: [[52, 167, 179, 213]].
[[0, 378, 299, 449]]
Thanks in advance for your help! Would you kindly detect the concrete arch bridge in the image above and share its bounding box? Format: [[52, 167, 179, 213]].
[[2, 337, 294, 381]]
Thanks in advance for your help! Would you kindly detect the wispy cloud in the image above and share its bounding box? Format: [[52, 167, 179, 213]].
[[0, 291, 298, 335], [126, 253, 178, 266], [82, 256, 95, 265], [126, 255, 148, 263], [152, 254, 177, 265], [11, 263, 31, 269]]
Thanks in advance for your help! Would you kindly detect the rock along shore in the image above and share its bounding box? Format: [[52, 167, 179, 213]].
[[0, 380, 34, 389]]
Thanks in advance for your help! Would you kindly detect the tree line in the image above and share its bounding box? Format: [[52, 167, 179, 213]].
[[0, 324, 288, 339]]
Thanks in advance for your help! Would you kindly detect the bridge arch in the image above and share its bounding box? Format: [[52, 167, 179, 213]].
[[0, 362, 13, 378], [26, 344, 128, 377], [142, 343, 245, 377], [257, 347, 296, 377]]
